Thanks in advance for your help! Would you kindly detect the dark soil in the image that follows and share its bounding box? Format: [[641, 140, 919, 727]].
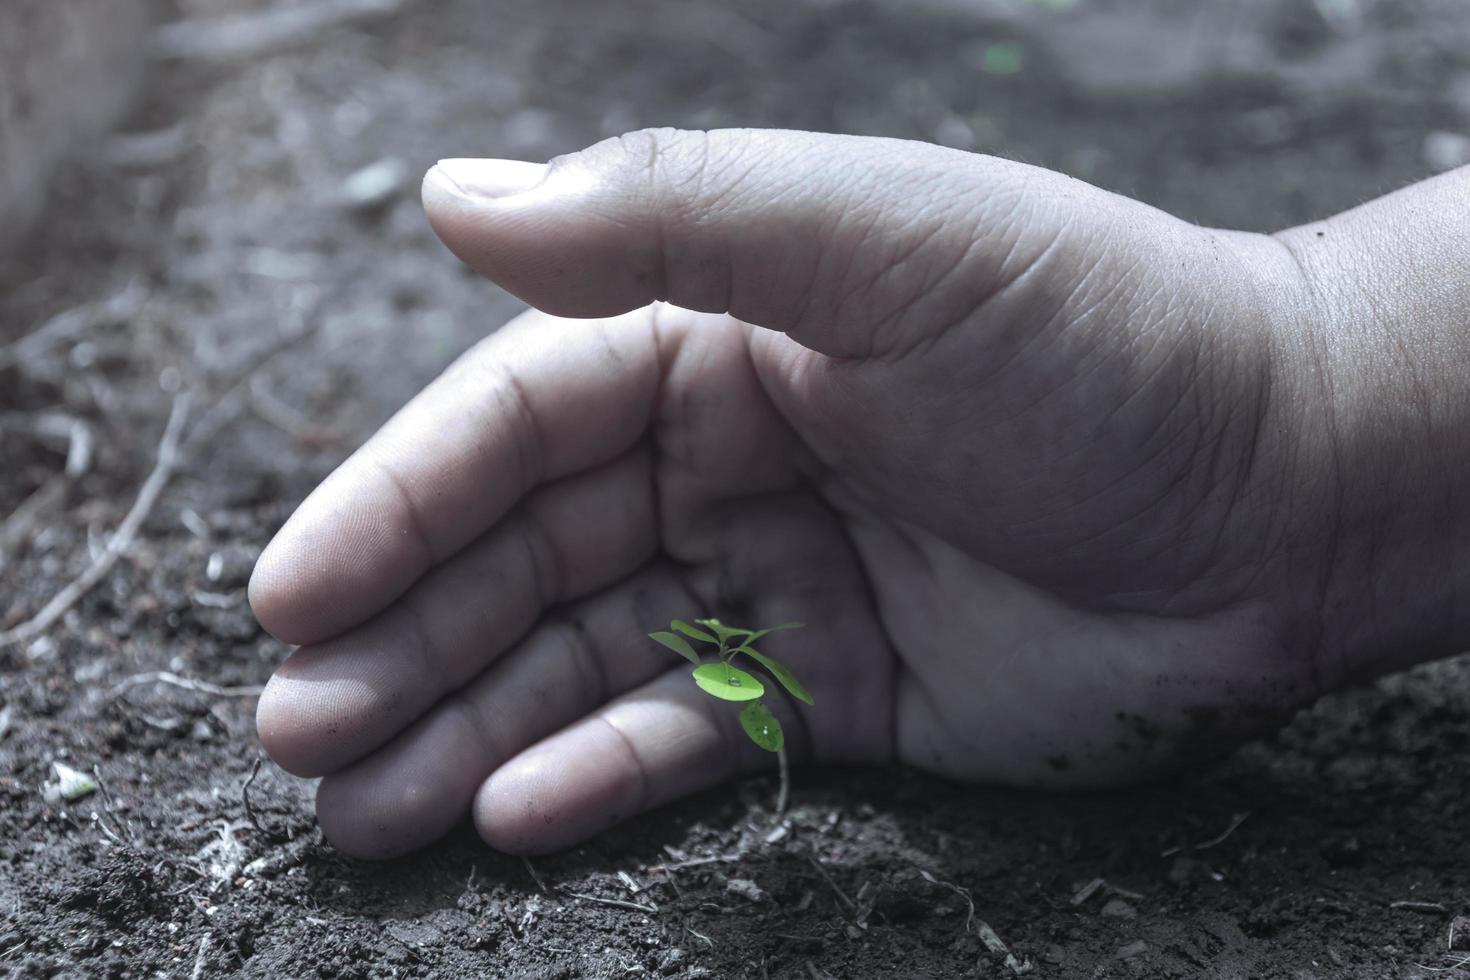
[[5, 0, 1470, 976]]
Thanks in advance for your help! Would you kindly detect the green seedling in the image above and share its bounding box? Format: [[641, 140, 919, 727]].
[[649, 618, 812, 813]]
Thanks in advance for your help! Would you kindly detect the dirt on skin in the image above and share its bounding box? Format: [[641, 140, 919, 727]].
[[4, 0, 1470, 976]]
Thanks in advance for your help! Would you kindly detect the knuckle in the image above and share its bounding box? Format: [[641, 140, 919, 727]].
[[572, 127, 716, 198]]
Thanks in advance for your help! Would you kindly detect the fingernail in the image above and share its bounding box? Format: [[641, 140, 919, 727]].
[[430, 158, 549, 199]]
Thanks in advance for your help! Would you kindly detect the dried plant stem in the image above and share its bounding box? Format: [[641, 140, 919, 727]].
[[108, 671, 264, 699], [0, 394, 190, 649], [775, 745, 790, 818]]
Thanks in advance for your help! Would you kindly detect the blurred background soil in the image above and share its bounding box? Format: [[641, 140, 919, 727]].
[[4, 0, 1470, 976]]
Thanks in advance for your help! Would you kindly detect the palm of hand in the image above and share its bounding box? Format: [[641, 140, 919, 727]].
[[685, 283, 1307, 790]]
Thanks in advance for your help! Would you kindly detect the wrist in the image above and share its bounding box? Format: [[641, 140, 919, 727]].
[[1268, 171, 1470, 684]]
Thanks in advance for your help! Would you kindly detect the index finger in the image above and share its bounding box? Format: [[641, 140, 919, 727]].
[[249, 306, 664, 646]]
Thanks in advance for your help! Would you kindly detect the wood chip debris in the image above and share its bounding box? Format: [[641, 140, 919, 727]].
[[47, 762, 97, 803], [726, 878, 767, 903]]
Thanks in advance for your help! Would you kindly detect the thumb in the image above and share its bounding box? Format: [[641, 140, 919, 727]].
[[422, 128, 1112, 358]]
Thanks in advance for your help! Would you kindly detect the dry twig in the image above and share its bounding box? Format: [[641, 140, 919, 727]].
[[807, 856, 855, 912], [249, 373, 336, 443], [0, 394, 191, 649], [3, 301, 324, 650], [90, 765, 135, 844], [153, 0, 402, 63], [565, 892, 659, 915], [521, 856, 550, 895], [242, 757, 290, 840], [1391, 900, 1449, 915], [1415, 953, 1470, 973], [643, 852, 746, 874], [1071, 877, 1143, 906], [108, 670, 264, 700], [0, 414, 95, 571], [919, 868, 1031, 975], [1160, 811, 1252, 857], [0, 478, 68, 562], [0, 282, 146, 371], [181, 311, 323, 454], [0, 412, 94, 475]]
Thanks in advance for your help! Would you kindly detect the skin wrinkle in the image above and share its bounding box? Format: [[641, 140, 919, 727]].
[[825, 147, 928, 261], [1079, 301, 1193, 445], [557, 613, 613, 716], [393, 579, 459, 687], [865, 219, 970, 357], [985, 346, 1195, 533], [1194, 342, 1260, 518], [973, 199, 1066, 312], [736, 165, 841, 340], [895, 610, 1027, 774], [824, 506, 924, 766], [648, 130, 714, 310], [446, 687, 507, 779], [363, 453, 436, 569], [953, 227, 1081, 389], [1185, 407, 1260, 601], [593, 712, 655, 824], [648, 304, 689, 443], [1290, 273, 1351, 692], [784, 179, 882, 353], [1118, 424, 1242, 590], [1225, 260, 1304, 586], [991, 271, 1264, 602], [1364, 265, 1444, 662], [805, 233, 1252, 608], [687, 152, 784, 322], [1028, 249, 1145, 355], [1030, 415, 1196, 551], [517, 505, 562, 614], [1128, 315, 1217, 495], [772, 577, 869, 760], [829, 197, 911, 331], [841, 176, 956, 355], [491, 360, 546, 510], [266, 448, 665, 780], [347, 568, 692, 852], [887, 197, 1018, 365]]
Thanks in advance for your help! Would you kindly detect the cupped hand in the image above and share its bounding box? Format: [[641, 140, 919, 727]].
[[250, 129, 1333, 858]]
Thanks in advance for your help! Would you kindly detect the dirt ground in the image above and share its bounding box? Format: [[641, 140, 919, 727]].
[[5, 0, 1470, 976]]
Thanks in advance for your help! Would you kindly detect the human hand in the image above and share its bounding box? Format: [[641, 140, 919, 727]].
[[250, 129, 1352, 858]]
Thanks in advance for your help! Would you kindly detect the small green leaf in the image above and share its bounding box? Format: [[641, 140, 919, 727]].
[[744, 622, 805, 642], [691, 663, 765, 702], [732, 646, 814, 705], [671, 619, 717, 644], [739, 701, 784, 752], [695, 618, 752, 645], [649, 631, 700, 665]]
